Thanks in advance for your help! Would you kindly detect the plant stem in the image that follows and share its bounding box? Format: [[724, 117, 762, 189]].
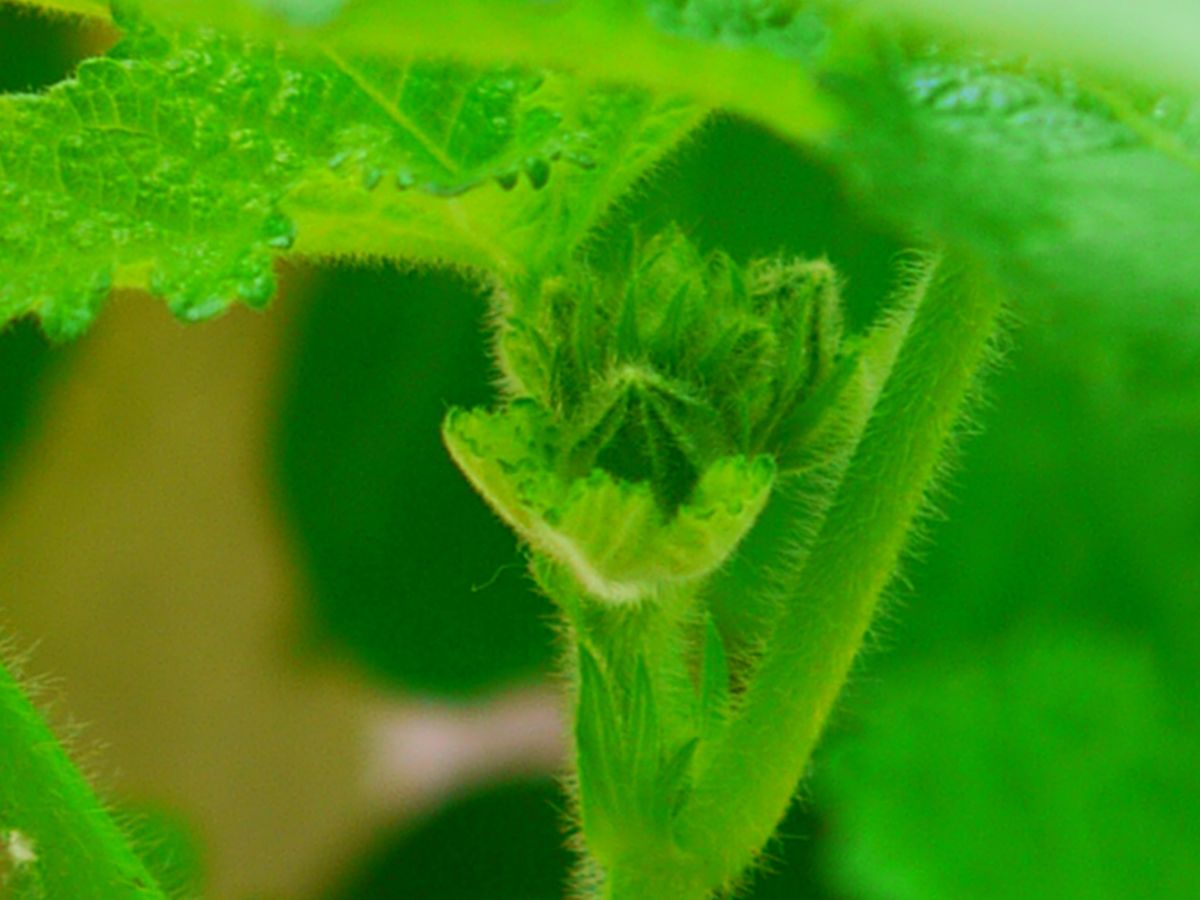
[[0, 658, 164, 898], [601, 864, 710, 900], [676, 258, 1005, 888]]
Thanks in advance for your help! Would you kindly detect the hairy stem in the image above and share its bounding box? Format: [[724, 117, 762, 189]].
[[0, 658, 164, 898], [601, 865, 709, 900], [677, 258, 1005, 888]]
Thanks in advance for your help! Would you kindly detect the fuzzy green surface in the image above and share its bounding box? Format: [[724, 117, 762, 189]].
[[674, 260, 1005, 890], [0, 660, 163, 898], [0, 7, 701, 337]]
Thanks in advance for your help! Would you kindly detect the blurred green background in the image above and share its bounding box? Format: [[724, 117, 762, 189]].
[[1, 6, 1198, 898]]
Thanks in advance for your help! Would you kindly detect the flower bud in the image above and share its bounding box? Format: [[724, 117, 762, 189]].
[[446, 228, 848, 602]]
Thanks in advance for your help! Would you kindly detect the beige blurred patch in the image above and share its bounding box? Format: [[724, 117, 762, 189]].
[[0, 286, 386, 898], [0, 283, 566, 899]]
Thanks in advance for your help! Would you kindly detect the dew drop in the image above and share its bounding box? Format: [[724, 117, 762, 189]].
[[424, 179, 479, 198], [238, 272, 277, 309], [262, 212, 297, 250], [172, 293, 230, 324], [149, 269, 169, 298], [38, 296, 85, 343], [524, 157, 551, 190], [495, 170, 519, 191], [1152, 95, 1185, 127], [253, 0, 347, 27], [362, 166, 383, 191], [395, 169, 416, 190], [565, 150, 597, 170], [39, 266, 112, 343]]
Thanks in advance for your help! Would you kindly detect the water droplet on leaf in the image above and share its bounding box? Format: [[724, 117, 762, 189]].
[[262, 213, 297, 250], [425, 179, 479, 198], [238, 271, 277, 308], [171, 293, 230, 323], [525, 157, 551, 190]]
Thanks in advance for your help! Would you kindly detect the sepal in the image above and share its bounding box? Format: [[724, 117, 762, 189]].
[[443, 402, 775, 603]]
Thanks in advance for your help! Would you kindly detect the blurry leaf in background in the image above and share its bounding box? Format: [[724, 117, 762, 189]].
[[858, 324, 1200, 696], [812, 323, 1200, 898], [844, 0, 1200, 93], [276, 266, 558, 695], [820, 626, 1200, 900], [827, 54, 1200, 342], [329, 779, 572, 900]]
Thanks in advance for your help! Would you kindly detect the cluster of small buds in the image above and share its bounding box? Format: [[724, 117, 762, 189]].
[[445, 228, 847, 603]]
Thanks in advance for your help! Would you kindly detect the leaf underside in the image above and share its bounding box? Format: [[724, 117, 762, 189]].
[[3, 0, 1197, 345], [0, 10, 701, 338]]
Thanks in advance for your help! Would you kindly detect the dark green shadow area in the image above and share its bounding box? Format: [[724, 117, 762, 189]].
[[325, 776, 840, 900], [813, 320, 1200, 898], [0, 4, 105, 94], [0, 0, 91, 493], [275, 266, 558, 695], [613, 113, 902, 330], [0, 292, 56, 494], [328, 779, 573, 900]]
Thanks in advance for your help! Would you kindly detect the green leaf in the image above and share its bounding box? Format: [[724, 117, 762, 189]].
[[0, 3, 102, 94], [697, 615, 730, 745], [655, 737, 698, 827], [118, 805, 206, 900], [0, 10, 700, 337], [807, 303, 1200, 900], [5, 0, 107, 16], [628, 655, 662, 819], [575, 642, 621, 855], [109, 0, 830, 140], [12, 4, 1191, 352], [820, 627, 1200, 900], [840, 0, 1200, 92], [827, 51, 1200, 319]]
